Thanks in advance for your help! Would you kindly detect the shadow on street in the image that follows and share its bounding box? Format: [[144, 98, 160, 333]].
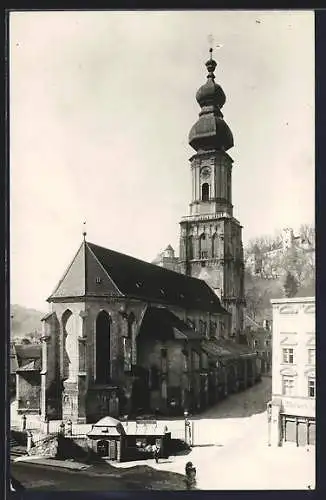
[[192, 376, 272, 420]]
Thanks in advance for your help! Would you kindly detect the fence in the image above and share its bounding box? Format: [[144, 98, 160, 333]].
[[12, 413, 196, 447], [162, 420, 194, 447]]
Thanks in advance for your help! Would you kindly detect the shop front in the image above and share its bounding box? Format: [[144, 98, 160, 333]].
[[280, 397, 315, 447]]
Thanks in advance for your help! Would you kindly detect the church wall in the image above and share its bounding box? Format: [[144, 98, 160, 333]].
[[50, 302, 86, 381], [81, 299, 147, 384], [41, 312, 62, 419], [137, 336, 202, 413]]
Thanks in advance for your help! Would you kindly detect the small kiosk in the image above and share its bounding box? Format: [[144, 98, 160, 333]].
[[87, 416, 171, 462]]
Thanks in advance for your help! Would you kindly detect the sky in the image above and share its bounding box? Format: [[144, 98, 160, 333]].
[[9, 10, 315, 311]]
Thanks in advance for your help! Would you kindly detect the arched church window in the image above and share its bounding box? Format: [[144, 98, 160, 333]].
[[199, 233, 208, 259], [212, 233, 219, 258], [202, 183, 209, 202], [96, 310, 111, 384], [62, 309, 76, 381], [188, 236, 193, 260]]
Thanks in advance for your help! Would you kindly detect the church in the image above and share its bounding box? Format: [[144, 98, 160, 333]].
[[39, 49, 258, 424]]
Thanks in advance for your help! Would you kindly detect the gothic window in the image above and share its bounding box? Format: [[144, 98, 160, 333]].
[[202, 183, 209, 202], [212, 233, 219, 258], [62, 309, 76, 381], [96, 311, 111, 384], [199, 233, 208, 259], [188, 236, 194, 260], [161, 348, 168, 373], [123, 337, 132, 372], [79, 339, 86, 373], [181, 349, 189, 371]]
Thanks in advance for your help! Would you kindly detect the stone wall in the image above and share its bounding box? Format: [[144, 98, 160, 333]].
[[17, 372, 41, 413], [29, 435, 59, 457]]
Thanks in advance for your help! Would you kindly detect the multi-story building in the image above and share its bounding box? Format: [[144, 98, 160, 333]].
[[244, 316, 272, 375], [269, 296, 315, 447]]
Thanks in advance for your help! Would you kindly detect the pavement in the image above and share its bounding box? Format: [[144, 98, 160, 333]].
[[12, 456, 90, 471], [109, 377, 316, 490], [11, 459, 187, 490], [10, 377, 316, 490]]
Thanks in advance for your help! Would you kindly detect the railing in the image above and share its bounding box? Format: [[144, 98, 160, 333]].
[[181, 213, 240, 224]]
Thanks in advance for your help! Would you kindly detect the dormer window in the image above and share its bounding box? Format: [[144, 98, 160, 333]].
[[136, 282, 142, 288]]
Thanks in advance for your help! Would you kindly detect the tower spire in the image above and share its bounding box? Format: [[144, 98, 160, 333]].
[[188, 43, 233, 152]]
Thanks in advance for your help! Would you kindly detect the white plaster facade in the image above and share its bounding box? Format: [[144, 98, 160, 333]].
[[269, 296, 315, 447]]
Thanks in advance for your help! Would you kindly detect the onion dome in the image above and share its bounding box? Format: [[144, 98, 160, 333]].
[[189, 49, 234, 152]]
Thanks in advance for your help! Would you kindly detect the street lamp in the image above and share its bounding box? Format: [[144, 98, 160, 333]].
[[184, 410, 191, 446]]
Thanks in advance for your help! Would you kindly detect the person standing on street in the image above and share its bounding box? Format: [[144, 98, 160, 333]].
[[185, 461, 197, 490], [153, 443, 160, 463]]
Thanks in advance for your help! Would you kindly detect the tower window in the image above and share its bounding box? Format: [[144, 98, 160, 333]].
[[202, 183, 209, 202]]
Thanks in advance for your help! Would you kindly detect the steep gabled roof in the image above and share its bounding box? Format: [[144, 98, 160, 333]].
[[138, 307, 204, 341], [87, 242, 227, 313], [48, 240, 228, 314]]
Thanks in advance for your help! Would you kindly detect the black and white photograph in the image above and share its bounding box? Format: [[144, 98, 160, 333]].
[[9, 10, 315, 491]]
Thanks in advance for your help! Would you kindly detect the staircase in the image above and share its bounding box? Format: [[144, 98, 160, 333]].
[[10, 436, 27, 459]]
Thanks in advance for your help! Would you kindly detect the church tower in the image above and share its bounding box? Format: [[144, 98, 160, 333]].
[[179, 48, 245, 338]]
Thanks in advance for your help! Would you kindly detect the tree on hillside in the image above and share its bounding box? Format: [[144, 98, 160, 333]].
[[283, 272, 298, 298], [299, 223, 315, 249], [282, 243, 315, 287]]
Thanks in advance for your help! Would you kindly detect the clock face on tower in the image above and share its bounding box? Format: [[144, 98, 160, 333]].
[[201, 167, 211, 179]]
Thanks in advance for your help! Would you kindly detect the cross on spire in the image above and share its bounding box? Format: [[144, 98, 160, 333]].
[[208, 34, 214, 59], [82, 221, 87, 240]]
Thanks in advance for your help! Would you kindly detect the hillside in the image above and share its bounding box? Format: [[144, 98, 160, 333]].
[[10, 304, 45, 340], [244, 224, 315, 324]]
